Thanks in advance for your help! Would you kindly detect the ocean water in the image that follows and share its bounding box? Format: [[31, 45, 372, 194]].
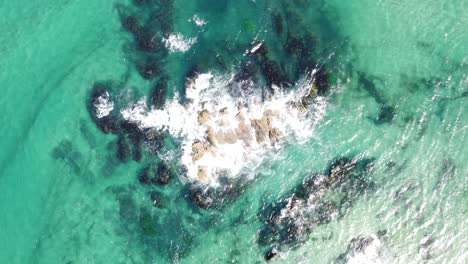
[[0, 0, 466, 263]]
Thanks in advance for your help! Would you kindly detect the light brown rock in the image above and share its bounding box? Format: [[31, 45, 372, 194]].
[[198, 110, 210, 125], [198, 166, 209, 182], [191, 141, 212, 161]]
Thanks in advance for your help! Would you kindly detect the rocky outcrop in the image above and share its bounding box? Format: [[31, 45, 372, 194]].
[[258, 157, 375, 255], [250, 110, 280, 144]]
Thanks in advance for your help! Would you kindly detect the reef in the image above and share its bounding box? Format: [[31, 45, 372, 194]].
[[257, 157, 375, 256]]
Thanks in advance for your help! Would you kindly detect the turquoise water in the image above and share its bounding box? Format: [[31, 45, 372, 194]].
[[0, 0, 466, 263]]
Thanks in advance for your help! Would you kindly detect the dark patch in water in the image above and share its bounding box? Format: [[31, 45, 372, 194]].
[[148, 191, 165, 208], [79, 119, 97, 148], [374, 104, 395, 124], [357, 72, 386, 105], [150, 75, 168, 109], [51, 140, 82, 175], [136, 57, 163, 80], [271, 10, 284, 36], [186, 177, 248, 210], [257, 157, 375, 253], [138, 162, 173, 186], [116, 135, 132, 162]]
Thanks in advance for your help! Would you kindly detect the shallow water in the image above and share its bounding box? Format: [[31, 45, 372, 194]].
[[0, 0, 466, 263]]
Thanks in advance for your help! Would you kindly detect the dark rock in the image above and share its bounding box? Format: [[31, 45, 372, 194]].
[[257, 157, 375, 253], [248, 42, 269, 58], [148, 191, 164, 208], [271, 11, 284, 36], [151, 75, 168, 109], [155, 162, 172, 185], [87, 82, 119, 134], [285, 35, 306, 56], [375, 104, 395, 124], [350, 235, 375, 253], [122, 16, 141, 34], [136, 57, 162, 80], [116, 135, 131, 162], [189, 189, 213, 209], [132, 146, 142, 162], [357, 72, 385, 104], [314, 67, 329, 95], [261, 60, 289, 88], [138, 166, 154, 185], [139, 207, 157, 236], [234, 60, 258, 82], [377, 230, 387, 237], [136, 27, 163, 53], [120, 120, 140, 135], [265, 248, 279, 261]]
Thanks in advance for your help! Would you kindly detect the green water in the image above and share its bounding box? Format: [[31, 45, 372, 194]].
[[0, 0, 466, 263]]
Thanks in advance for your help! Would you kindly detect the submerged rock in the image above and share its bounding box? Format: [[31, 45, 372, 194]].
[[136, 57, 162, 80], [375, 104, 395, 124], [271, 11, 284, 36], [156, 162, 172, 185], [138, 162, 173, 186], [265, 248, 279, 261], [116, 135, 132, 162], [258, 157, 375, 253], [335, 234, 384, 264], [189, 188, 214, 209], [148, 191, 164, 208], [151, 75, 168, 109], [261, 60, 289, 89]]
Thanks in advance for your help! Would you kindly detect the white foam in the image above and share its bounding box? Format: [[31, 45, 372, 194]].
[[121, 71, 328, 187], [94, 91, 114, 118], [190, 15, 207, 27], [162, 33, 197, 53]]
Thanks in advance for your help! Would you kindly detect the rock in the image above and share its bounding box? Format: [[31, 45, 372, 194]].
[[250, 111, 279, 144], [268, 128, 281, 144], [234, 60, 258, 83], [116, 135, 131, 162], [257, 157, 376, 252], [148, 191, 164, 208], [138, 166, 154, 185], [419, 234, 434, 248], [271, 11, 284, 36], [248, 42, 269, 58], [136, 27, 163, 53], [191, 141, 212, 161], [87, 82, 119, 134], [136, 57, 162, 80], [314, 67, 329, 95], [121, 15, 141, 34], [261, 60, 289, 88], [265, 248, 279, 261], [151, 75, 168, 109], [138, 163, 172, 186], [206, 127, 217, 146], [350, 235, 376, 253], [301, 83, 319, 107], [189, 189, 213, 209], [375, 104, 395, 124], [155, 162, 172, 185], [198, 166, 209, 182], [198, 110, 210, 125]]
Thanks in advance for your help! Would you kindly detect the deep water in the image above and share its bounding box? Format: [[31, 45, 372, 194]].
[[0, 0, 466, 263]]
